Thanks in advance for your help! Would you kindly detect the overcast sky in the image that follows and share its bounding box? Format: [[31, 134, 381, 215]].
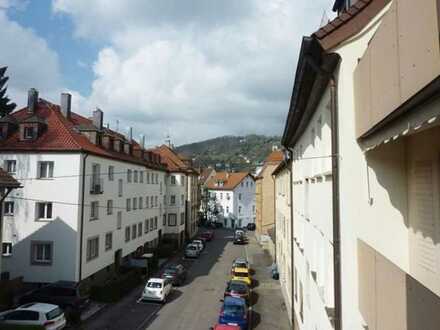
[[0, 0, 333, 146]]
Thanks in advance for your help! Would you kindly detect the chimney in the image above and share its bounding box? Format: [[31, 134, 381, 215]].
[[92, 109, 103, 130], [128, 127, 133, 141], [141, 135, 146, 159], [27, 88, 39, 114], [60, 93, 72, 118]]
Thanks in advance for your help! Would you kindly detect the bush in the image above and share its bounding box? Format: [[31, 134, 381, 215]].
[[90, 269, 142, 303]]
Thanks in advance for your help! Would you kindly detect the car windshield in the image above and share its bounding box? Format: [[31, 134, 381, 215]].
[[229, 283, 247, 293], [234, 272, 248, 278], [164, 269, 177, 275], [235, 262, 247, 268], [147, 282, 162, 289], [187, 246, 197, 250], [46, 307, 63, 320], [224, 304, 245, 317]]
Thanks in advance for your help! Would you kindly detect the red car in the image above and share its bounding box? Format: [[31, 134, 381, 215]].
[[210, 324, 241, 330], [201, 230, 214, 241]]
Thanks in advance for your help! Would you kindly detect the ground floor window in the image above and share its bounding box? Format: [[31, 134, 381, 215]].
[[86, 237, 99, 262], [2, 242, 12, 256], [168, 213, 177, 226], [31, 241, 53, 265]]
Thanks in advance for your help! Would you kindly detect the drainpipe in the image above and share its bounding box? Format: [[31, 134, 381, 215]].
[[329, 77, 342, 330], [78, 153, 89, 282], [287, 149, 295, 329], [271, 173, 277, 264]]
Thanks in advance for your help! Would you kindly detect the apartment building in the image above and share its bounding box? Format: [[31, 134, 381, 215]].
[[206, 172, 256, 229], [281, 0, 440, 329], [255, 150, 283, 253], [273, 160, 292, 324], [0, 90, 167, 284], [153, 145, 199, 246]]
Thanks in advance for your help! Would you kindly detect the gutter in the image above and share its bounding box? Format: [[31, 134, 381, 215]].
[[78, 153, 89, 282], [287, 149, 295, 329]]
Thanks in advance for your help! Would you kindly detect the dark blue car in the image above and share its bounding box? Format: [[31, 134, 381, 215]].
[[218, 296, 248, 330]]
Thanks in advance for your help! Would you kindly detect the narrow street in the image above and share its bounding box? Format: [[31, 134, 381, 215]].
[[82, 229, 289, 330]]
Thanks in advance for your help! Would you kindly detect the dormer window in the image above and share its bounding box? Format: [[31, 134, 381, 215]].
[[24, 127, 35, 139]]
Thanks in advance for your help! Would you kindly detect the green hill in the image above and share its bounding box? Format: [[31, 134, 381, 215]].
[[175, 135, 281, 172]]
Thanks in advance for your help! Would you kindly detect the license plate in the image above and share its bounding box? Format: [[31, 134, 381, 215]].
[[228, 323, 238, 326]]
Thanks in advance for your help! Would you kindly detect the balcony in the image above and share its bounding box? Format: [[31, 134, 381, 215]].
[[90, 178, 104, 194]]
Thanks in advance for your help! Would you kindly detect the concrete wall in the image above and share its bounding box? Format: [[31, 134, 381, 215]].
[[257, 163, 279, 237]]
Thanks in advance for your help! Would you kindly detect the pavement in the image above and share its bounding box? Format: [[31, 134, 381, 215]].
[[79, 228, 290, 330]]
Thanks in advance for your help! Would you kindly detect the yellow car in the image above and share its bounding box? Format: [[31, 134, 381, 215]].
[[231, 267, 252, 287]]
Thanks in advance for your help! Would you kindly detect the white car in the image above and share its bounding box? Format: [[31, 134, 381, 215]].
[[141, 278, 173, 303], [0, 303, 66, 330], [192, 239, 205, 251]]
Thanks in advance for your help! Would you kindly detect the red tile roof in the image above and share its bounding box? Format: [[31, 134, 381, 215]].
[[0, 100, 165, 170], [151, 145, 198, 174], [313, 0, 391, 50], [0, 168, 21, 188], [206, 172, 252, 191], [264, 150, 284, 163]]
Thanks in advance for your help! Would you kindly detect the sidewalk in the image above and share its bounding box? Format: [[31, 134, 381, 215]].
[[246, 234, 290, 330]]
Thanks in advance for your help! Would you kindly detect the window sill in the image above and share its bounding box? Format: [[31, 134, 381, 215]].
[[35, 218, 53, 222], [31, 261, 52, 266], [2, 254, 11, 257], [36, 177, 54, 180], [90, 218, 99, 221], [4, 214, 14, 217]]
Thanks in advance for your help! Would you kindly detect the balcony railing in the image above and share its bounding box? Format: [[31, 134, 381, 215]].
[[90, 178, 104, 194]]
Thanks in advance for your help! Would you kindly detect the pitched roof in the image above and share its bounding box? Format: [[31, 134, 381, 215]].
[[0, 168, 21, 188], [151, 145, 198, 174], [206, 172, 252, 191], [272, 159, 291, 177], [264, 150, 284, 163], [313, 0, 391, 50], [199, 167, 215, 184], [0, 100, 165, 170]]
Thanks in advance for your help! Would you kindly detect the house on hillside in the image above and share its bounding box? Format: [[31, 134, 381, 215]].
[[206, 172, 255, 229], [0, 89, 167, 285]]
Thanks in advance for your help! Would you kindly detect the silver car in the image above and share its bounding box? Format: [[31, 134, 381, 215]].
[[185, 244, 200, 258]]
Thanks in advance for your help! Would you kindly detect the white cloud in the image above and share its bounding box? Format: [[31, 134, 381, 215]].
[[52, 0, 333, 145]]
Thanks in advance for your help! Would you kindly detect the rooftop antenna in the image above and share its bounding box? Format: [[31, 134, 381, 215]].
[[319, 9, 329, 28], [116, 120, 119, 132], [165, 134, 172, 148]]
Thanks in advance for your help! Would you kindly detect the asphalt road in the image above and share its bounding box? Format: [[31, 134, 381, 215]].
[[84, 228, 248, 330]]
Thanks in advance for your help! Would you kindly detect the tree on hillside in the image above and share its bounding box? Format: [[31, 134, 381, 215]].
[[0, 67, 16, 117]]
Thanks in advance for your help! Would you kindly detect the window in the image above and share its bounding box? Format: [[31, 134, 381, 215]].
[[117, 211, 122, 229], [134, 170, 138, 183], [5, 160, 16, 174], [2, 242, 12, 256], [90, 201, 99, 220], [241, 182, 244, 187], [4, 201, 14, 215], [154, 217, 158, 229], [163, 195, 166, 206], [118, 179, 123, 197], [138, 223, 142, 237], [181, 175, 185, 186], [139, 197, 143, 209], [24, 127, 35, 139], [238, 193, 242, 201], [180, 212, 185, 225], [127, 169, 132, 183], [220, 193, 223, 200], [133, 197, 137, 210], [108, 166, 114, 181], [155, 196, 158, 207], [126, 198, 131, 211], [168, 214, 177, 226], [170, 195, 176, 205], [238, 206, 242, 214], [146, 172, 150, 184], [146, 196, 149, 208], [105, 232, 112, 251], [226, 206, 229, 214], [246, 182, 249, 187], [252, 205, 255, 214], [163, 214, 166, 226], [37, 161, 54, 179], [155, 173, 159, 184], [226, 193, 230, 200], [31, 241, 53, 265], [171, 176, 176, 185], [140, 171, 144, 183], [132, 224, 137, 239], [125, 226, 130, 242], [107, 200, 113, 215], [150, 196, 154, 207], [150, 218, 154, 231], [86, 237, 99, 261], [36, 202, 53, 220], [145, 219, 149, 233], [181, 194, 184, 206]]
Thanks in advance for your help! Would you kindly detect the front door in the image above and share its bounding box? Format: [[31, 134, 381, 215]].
[[114, 249, 122, 273]]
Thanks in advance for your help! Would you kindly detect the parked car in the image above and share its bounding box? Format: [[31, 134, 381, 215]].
[[19, 281, 89, 322], [141, 278, 173, 303], [185, 243, 200, 258], [192, 239, 205, 251], [197, 236, 208, 244], [234, 229, 245, 237], [233, 234, 247, 245], [161, 264, 187, 286], [246, 223, 256, 231], [0, 303, 66, 330], [231, 258, 250, 274], [224, 280, 250, 304], [218, 296, 248, 330], [210, 324, 241, 330], [231, 267, 252, 287], [201, 230, 214, 241], [271, 264, 280, 280]]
